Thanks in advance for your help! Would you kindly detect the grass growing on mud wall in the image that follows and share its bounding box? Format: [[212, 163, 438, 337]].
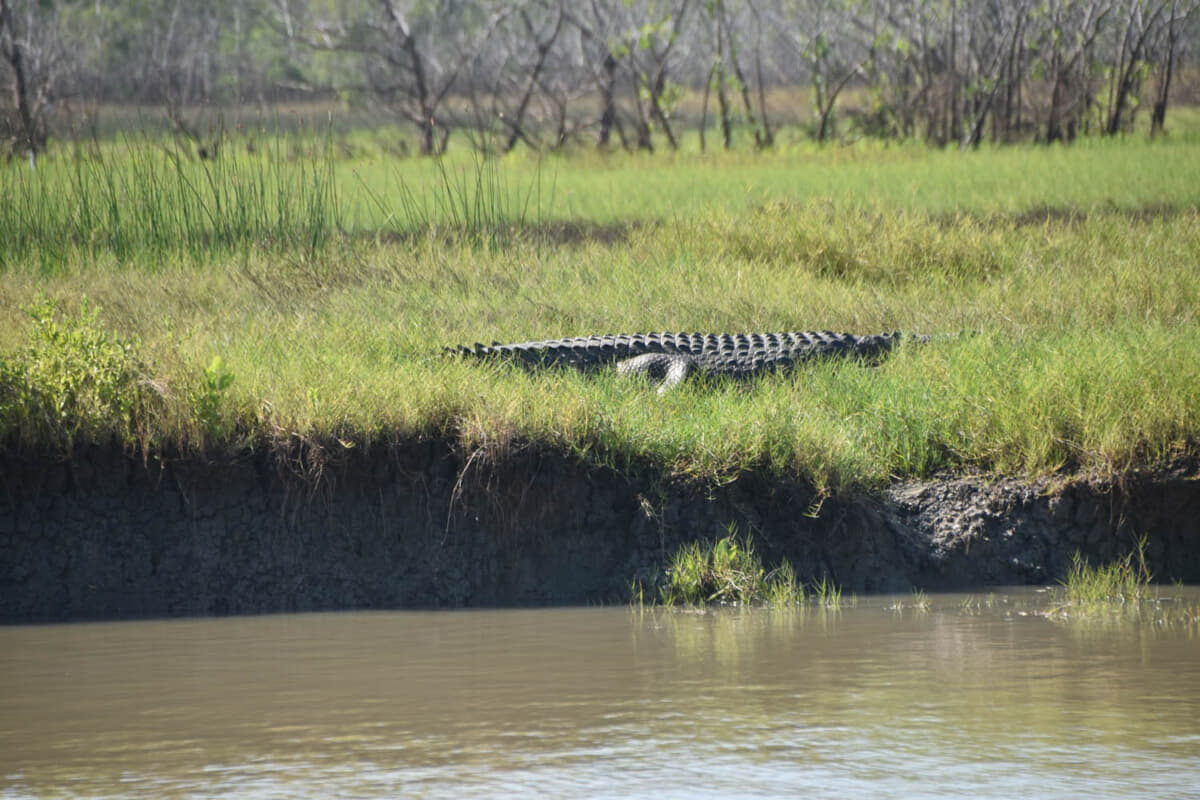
[[1, 130, 1199, 492], [1042, 540, 1200, 628], [629, 531, 842, 609]]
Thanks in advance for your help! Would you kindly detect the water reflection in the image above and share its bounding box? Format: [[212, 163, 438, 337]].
[[2, 591, 1198, 798]]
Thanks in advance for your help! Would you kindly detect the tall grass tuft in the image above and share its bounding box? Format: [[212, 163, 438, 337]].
[[660, 532, 775, 607], [654, 530, 832, 609], [0, 132, 342, 271], [1053, 538, 1154, 610], [356, 151, 555, 247], [1042, 539, 1200, 629], [811, 575, 843, 609]]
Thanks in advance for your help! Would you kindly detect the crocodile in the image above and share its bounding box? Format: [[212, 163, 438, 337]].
[[448, 330, 913, 392]]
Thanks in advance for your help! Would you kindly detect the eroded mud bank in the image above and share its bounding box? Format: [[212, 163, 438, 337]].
[[1, 441, 1197, 621]]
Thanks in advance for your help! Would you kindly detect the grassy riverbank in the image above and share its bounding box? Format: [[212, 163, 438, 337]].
[[2, 129, 1199, 492]]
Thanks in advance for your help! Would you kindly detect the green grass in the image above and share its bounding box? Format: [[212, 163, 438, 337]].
[[642, 531, 834, 609], [0, 133, 343, 271], [1, 128, 1199, 492], [1043, 540, 1200, 628], [1054, 540, 1156, 609]]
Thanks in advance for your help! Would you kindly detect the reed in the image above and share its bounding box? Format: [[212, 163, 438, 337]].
[[1042, 540, 1200, 629], [0, 132, 342, 271], [1054, 539, 1155, 609]]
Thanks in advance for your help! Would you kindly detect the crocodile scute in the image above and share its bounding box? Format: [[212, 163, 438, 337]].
[[448, 330, 913, 392]]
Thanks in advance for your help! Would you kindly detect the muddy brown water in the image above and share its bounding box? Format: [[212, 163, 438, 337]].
[[2, 589, 1199, 799]]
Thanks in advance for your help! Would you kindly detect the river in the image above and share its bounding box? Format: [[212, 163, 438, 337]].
[[2, 589, 1198, 799]]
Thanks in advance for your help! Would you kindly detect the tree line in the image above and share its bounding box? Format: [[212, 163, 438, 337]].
[[3, 0, 1198, 158]]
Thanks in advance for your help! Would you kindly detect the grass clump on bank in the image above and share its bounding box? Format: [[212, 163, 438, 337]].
[[1043, 540, 1199, 628], [639, 532, 842, 609], [1056, 539, 1155, 609], [1048, 540, 1161, 621]]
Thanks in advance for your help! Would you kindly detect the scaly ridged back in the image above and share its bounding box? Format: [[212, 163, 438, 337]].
[[449, 330, 904, 376]]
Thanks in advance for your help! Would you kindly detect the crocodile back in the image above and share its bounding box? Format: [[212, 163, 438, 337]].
[[683, 331, 900, 375], [450, 331, 903, 374]]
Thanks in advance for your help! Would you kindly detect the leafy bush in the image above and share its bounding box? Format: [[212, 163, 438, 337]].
[[190, 355, 236, 445], [0, 298, 159, 450]]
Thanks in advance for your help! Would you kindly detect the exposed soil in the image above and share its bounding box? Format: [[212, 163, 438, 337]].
[[2, 440, 1197, 622]]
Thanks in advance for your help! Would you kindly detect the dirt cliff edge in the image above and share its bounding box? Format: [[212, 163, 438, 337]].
[[2, 442, 1196, 621]]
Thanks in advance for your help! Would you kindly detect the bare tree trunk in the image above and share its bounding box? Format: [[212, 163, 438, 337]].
[[1, 0, 44, 157], [716, 4, 761, 147], [729, 42, 758, 143], [716, 18, 732, 149], [1045, 1, 1111, 143], [502, 5, 565, 153], [917, 5, 940, 143], [565, 7, 627, 152], [1149, 0, 1179, 136], [646, 68, 679, 150], [379, 0, 439, 155], [552, 95, 569, 150], [597, 51, 619, 149], [751, 21, 773, 147], [948, 0, 961, 145], [627, 50, 654, 151], [999, 5, 1027, 141], [635, 0, 690, 152], [961, 2, 1031, 149], [815, 62, 862, 143], [716, 63, 732, 149], [1106, 0, 1167, 135], [1045, 7, 1067, 143]]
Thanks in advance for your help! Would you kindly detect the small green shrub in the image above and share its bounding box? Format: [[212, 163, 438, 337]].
[[190, 355, 236, 444], [0, 298, 158, 450]]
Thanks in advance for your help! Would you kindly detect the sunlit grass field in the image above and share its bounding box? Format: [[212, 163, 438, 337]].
[[2, 124, 1198, 493]]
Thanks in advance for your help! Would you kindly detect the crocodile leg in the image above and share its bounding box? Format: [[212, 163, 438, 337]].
[[616, 353, 696, 394]]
